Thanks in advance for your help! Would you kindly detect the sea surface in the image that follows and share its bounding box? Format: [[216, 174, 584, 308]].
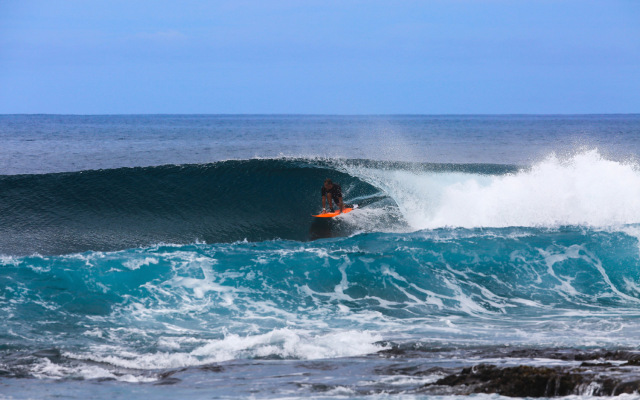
[[2, 115, 640, 399]]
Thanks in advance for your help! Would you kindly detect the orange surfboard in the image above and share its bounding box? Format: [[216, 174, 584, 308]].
[[312, 207, 354, 218]]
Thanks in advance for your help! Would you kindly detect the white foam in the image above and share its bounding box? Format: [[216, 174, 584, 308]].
[[66, 328, 386, 370], [375, 372, 446, 386], [31, 357, 156, 382], [0, 255, 20, 266], [339, 205, 408, 235], [122, 257, 158, 270], [347, 150, 640, 229], [195, 328, 384, 361], [83, 328, 104, 338]]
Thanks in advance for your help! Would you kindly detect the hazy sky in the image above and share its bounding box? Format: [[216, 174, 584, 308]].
[[1, 0, 639, 114]]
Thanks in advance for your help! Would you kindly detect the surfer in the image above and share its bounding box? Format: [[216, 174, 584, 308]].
[[321, 178, 345, 213]]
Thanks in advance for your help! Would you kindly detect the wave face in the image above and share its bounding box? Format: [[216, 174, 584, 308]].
[[2, 227, 640, 380], [0, 159, 381, 255]]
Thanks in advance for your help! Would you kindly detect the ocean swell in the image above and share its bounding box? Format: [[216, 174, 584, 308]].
[[2, 151, 640, 257], [0, 159, 381, 255]]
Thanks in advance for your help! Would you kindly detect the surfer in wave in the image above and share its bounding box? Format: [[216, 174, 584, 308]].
[[321, 178, 345, 213]]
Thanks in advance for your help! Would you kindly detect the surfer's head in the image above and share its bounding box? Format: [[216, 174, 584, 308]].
[[324, 178, 333, 189]]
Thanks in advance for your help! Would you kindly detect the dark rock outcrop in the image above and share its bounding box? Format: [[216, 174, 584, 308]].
[[430, 364, 640, 397]]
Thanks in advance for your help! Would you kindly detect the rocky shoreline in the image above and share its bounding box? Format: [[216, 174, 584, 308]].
[[375, 347, 640, 397], [9, 345, 640, 397], [430, 363, 640, 396]]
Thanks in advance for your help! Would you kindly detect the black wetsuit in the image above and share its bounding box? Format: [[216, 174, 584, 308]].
[[321, 184, 343, 211]]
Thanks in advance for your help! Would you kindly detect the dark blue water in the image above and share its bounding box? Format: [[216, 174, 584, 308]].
[[2, 115, 640, 399], [2, 114, 640, 174]]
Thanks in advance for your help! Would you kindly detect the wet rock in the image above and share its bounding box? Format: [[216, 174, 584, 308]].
[[154, 377, 181, 385], [32, 348, 62, 360], [431, 364, 640, 397], [200, 364, 224, 372], [435, 365, 580, 396]]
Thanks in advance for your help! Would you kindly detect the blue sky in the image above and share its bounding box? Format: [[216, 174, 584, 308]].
[[1, 0, 638, 114]]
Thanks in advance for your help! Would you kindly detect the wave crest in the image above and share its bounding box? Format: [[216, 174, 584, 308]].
[[344, 150, 640, 229]]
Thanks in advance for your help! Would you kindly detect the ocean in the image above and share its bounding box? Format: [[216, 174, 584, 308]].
[[2, 114, 640, 399]]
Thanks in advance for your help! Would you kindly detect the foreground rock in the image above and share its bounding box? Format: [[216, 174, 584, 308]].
[[428, 363, 640, 397]]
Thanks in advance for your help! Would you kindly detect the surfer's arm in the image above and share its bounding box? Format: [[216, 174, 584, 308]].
[[326, 193, 335, 210], [322, 195, 327, 212]]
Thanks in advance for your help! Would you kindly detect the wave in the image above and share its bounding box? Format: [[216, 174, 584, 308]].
[[0, 158, 382, 255], [2, 150, 640, 256], [2, 226, 640, 374], [344, 150, 640, 230], [4, 227, 640, 320]]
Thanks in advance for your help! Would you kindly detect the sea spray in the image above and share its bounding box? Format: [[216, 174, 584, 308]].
[[342, 150, 640, 229]]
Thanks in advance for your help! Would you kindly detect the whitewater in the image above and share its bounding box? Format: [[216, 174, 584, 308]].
[[2, 114, 640, 399]]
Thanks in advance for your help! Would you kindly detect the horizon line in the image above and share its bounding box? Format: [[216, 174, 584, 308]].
[[1, 113, 639, 117]]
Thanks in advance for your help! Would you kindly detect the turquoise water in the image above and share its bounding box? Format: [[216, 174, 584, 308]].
[[2, 115, 640, 399]]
